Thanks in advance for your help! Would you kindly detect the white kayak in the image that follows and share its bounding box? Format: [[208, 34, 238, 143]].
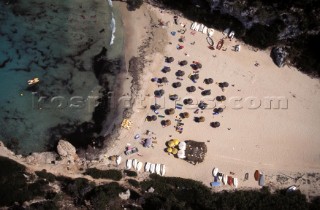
[[190, 22, 197, 30], [160, 164, 166, 176], [150, 164, 156, 173], [136, 162, 143, 172], [195, 23, 201, 31], [199, 24, 204, 32], [116, 156, 122, 166], [212, 168, 219, 177], [233, 178, 238, 188], [229, 31, 235, 39], [145, 162, 151, 172], [132, 159, 138, 170], [207, 28, 214, 37], [126, 159, 132, 169], [202, 26, 208, 34], [223, 174, 228, 185], [156, 164, 161, 175]]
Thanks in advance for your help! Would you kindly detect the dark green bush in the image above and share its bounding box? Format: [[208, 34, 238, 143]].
[[128, 179, 140, 188], [29, 201, 59, 210], [85, 168, 122, 181], [124, 170, 137, 177], [127, 0, 143, 11], [35, 169, 56, 182]]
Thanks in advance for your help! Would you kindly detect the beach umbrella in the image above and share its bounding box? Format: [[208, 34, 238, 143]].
[[173, 139, 180, 145], [204, 78, 213, 84], [213, 108, 219, 113], [218, 108, 223, 113], [165, 108, 175, 115], [196, 62, 202, 69], [169, 94, 178, 101], [168, 141, 175, 148], [172, 148, 178, 155], [223, 82, 229, 87], [218, 82, 224, 88], [184, 98, 193, 105], [199, 116, 205, 122], [162, 77, 168, 83], [159, 89, 165, 96], [151, 115, 157, 121], [165, 120, 171, 126], [167, 147, 173, 153], [191, 74, 199, 81], [146, 116, 152, 121], [211, 121, 220, 128], [176, 70, 185, 77], [157, 78, 163, 83], [172, 82, 182, 88], [179, 142, 186, 150], [166, 57, 174, 63], [216, 96, 222, 101], [162, 66, 171, 73], [151, 104, 161, 110], [179, 60, 188, 66], [183, 112, 189, 118], [177, 150, 186, 159], [201, 89, 211, 96], [187, 86, 196, 92], [221, 95, 226, 101], [198, 101, 208, 110]]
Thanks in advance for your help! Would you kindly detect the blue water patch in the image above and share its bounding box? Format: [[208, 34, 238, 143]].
[[0, 0, 122, 154]]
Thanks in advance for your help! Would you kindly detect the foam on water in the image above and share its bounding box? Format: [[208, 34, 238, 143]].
[[110, 13, 116, 45]]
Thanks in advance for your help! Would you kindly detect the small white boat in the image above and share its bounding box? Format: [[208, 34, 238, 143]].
[[207, 28, 214, 37], [150, 164, 156, 173], [212, 168, 219, 177], [228, 31, 235, 39], [126, 159, 132, 169], [202, 26, 208, 34], [199, 24, 204, 32], [233, 178, 238, 188], [287, 185, 297, 193], [195, 23, 201, 31], [132, 159, 138, 170], [136, 162, 143, 172], [156, 164, 161, 175], [160, 164, 166, 176], [223, 28, 230, 36], [116, 156, 122, 166], [145, 162, 151, 172], [223, 174, 228, 185]]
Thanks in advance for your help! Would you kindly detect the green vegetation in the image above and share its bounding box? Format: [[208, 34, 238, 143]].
[[124, 169, 138, 177], [35, 169, 56, 182], [127, 0, 143, 11], [128, 179, 140, 188], [85, 168, 122, 181]]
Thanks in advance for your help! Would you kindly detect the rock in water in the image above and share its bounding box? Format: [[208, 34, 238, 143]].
[[57, 140, 76, 158], [272, 47, 288, 68]]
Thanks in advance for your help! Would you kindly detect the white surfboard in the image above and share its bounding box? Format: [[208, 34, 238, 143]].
[[202, 26, 208, 34], [190, 22, 197, 30], [199, 24, 204, 32], [212, 168, 219, 176], [126, 159, 132, 169], [145, 162, 151, 172], [150, 164, 156, 173], [116, 156, 122, 166], [222, 174, 228, 185], [160, 164, 166, 176], [207, 28, 214, 37], [233, 178, 238, 188], [156, 164, 161, 175], [132, 159, 138, 170], [136, 162, 143, 172]]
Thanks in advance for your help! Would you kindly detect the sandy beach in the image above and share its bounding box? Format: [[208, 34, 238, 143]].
[[104, 2, 320, 197], [1, 1, 320, 200]]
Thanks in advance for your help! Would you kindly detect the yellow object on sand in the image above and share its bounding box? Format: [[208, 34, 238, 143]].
[[173, 139, 180, 145], [168, 140, 175, 148], [172, 148, 178, 155], [121, 118, 133, 129], [167, 147, 173, 153]]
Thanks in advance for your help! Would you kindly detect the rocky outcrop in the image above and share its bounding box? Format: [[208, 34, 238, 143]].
[[57, 140, 77, 159], [119, 189, 131, 200], [271, 47, 288, 68]]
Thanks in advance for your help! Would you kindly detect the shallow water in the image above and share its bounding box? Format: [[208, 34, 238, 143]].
[[0, 0, 124, 154]]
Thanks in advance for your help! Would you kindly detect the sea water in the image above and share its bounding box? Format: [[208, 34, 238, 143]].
[[0, 0, 124, 154]]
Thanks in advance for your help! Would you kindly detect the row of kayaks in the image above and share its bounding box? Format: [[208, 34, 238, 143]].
[[145, 162, 166, 176], [126, 159, 166, 176], [190, 22, 214, 37], [211, 167, 238, 188]]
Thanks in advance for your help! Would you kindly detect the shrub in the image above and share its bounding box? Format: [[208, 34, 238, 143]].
[[127, 0, 143, 11], [35, 169, 56, 182], [128, 179, 140, 188], [124, 170, 137, 177], [85, 168, 122, 181]]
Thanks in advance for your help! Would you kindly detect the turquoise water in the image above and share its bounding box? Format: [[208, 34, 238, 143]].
[[0, 0, 124, 154]]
